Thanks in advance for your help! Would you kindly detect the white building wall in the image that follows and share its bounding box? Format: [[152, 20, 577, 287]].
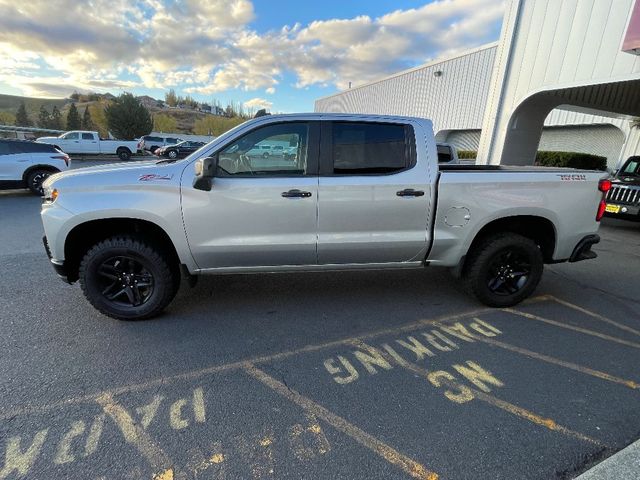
[[477, 0, 640, 165]]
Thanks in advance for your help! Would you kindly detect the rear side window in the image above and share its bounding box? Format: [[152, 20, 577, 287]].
[[0, 141, 57, 153], [331, 122, 414, 174], [0, 141, 12, 155], [82, 133, 94, 140]]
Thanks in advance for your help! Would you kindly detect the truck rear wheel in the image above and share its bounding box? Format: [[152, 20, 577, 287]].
[[462, 233, 543, 308], [79, 235, 180, 320], [117, 148, 131, 161]]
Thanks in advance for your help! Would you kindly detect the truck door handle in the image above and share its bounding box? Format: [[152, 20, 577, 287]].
[[282, 189, 312, 198], [397, 189, 425, 197]]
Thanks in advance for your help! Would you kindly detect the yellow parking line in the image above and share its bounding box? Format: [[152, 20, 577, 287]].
[[95, 393, 173, 474], [505, 309, 640, 349], [0, 297, 551, 422], [349, 340, 606, 448], [548, 295, 640, 337], [0, 305, 504, 421], [243, 363, 438, 480], [466, 318, 639, 389]]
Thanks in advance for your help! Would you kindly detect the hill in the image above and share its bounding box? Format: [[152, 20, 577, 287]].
[[0, 93, 68, 114], [0, 92, 249, 135]]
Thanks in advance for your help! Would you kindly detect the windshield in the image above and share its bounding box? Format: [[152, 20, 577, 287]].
[[620, 157, 640, 176]]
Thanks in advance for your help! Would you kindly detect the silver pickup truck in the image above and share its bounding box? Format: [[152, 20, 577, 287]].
[[41, 114, 608, 320]]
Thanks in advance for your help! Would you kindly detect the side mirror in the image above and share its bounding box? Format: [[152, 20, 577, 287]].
[[193, 156, 217, 191]]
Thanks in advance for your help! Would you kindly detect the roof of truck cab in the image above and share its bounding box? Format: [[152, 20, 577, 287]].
[[263, 112, 431, 123]]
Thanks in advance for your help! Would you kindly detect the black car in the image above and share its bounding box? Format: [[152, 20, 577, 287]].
[[155, 141, 206, 159], [604, 155, 640, 221]]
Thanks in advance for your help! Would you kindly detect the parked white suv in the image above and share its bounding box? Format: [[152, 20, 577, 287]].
[[140, 135, 184, 154], [0, 139, 70, 194]]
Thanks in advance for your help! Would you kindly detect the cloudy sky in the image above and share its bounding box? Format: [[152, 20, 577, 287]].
[[0, 0, 505, 112]]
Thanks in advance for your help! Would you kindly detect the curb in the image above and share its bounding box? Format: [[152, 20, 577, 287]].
[[575, 439, 640, 479]]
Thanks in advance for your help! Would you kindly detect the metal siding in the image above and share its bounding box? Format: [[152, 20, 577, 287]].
[[538, 125, 625, 168], [443, 130, 482, 151], [315, 44, 498, 133]]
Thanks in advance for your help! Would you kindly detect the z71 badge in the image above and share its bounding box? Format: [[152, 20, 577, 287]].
[[139, 173, 174, 181]]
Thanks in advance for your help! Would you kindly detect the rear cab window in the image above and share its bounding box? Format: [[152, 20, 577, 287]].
[[323, 121, 416, 175]]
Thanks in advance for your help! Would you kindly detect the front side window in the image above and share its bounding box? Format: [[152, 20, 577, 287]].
[[63, 132, 79, 140], [331, 122, 413, 174], [217, 123, 309, 176]]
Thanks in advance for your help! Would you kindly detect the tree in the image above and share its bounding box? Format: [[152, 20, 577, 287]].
[[104, 92, 153, 140], [0, 111, 15, 125], [82, 106, 94, 130], [193, 115, 245, 136], [50, 106, 63, 130], [165, 89, 178, 107], [37, 105, 51, 128], [66, 103, 81, 130], [153, 114, 177, 132], [15, 102, 31, 126], [89, 104, 108, 137]]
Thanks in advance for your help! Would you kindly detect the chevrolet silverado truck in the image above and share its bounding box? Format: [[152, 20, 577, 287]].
[[41, 114, 608, 320], [37, 131, 141, 161], [603, 155, 640, 221]]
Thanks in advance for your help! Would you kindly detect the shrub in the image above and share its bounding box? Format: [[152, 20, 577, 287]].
[[457, 150, 477, 159], [535, 151, 607, 171]]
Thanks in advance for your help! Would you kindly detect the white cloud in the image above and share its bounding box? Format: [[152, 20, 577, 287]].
[[0, 0, 505, 104], [243, 97, 273, 110]]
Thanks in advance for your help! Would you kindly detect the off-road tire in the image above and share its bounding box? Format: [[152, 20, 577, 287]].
[[79, 235, 180, 320], [462, 233, 543, 308]]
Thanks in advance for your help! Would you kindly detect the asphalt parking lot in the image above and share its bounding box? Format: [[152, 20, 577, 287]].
[[1, 168, 640, 479]]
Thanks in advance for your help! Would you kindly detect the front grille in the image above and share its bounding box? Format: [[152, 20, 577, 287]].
[[607, 185, 640, 206]]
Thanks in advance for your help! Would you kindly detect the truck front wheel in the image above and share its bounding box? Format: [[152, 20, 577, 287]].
[[79, 235, 180, 320], [462, 233, 543, 308], [117, 148, 132, 161]]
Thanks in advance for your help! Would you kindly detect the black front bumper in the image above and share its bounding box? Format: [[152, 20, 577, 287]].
[[569, 234, 600, 263], [43, 236, 72, 283]]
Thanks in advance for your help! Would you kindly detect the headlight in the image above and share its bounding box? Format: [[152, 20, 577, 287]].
[[42, 186, 58, 203]]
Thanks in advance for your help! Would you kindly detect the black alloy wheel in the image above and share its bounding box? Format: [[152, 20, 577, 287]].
[[462, 233, 543, 308], [96, 255, 155, 307], [79, 235, 180, 320], [486, 249, 531, 296], [27, 169, 53, 195]]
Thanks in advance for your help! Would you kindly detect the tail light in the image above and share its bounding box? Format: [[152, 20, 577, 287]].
[[598, 179, 612, 192], [596, 179, 612, 221], [52, 154, 70, 167]]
